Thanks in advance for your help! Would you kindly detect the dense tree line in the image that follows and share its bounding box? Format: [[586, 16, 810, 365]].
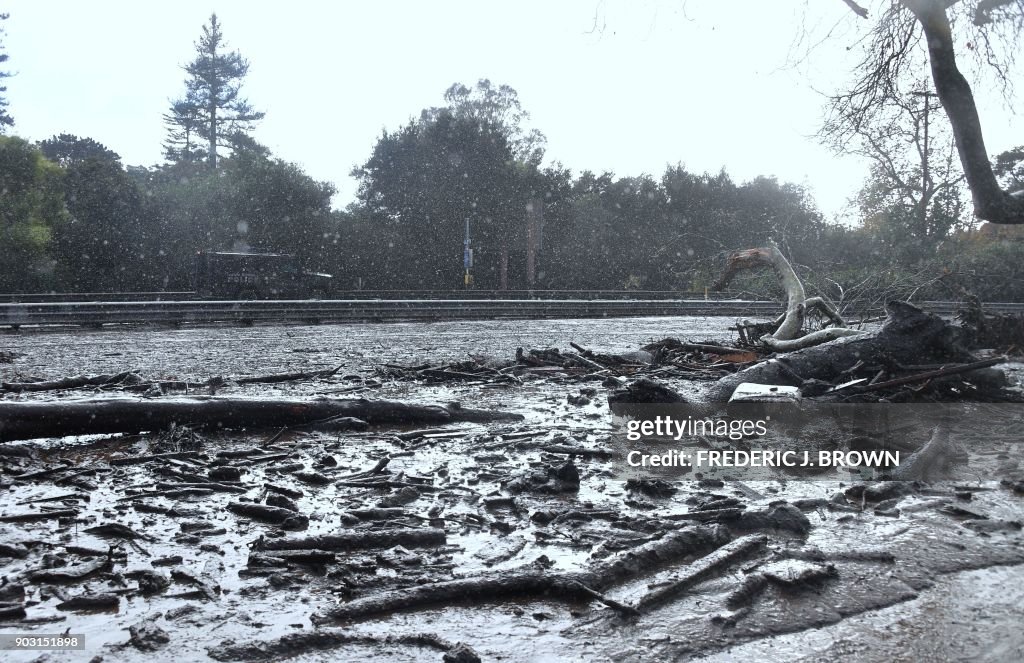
[[0, 11, 1023, 305]]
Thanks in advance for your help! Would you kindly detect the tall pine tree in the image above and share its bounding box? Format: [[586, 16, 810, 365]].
[[0, 13, 13, 131], [165, 14, 263, 169]]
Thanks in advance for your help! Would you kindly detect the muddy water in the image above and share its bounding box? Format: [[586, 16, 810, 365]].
[[1, 316, 1023, 662]]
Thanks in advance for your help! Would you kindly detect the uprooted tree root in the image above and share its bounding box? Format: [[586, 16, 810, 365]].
[[713, 243, 864, 351]]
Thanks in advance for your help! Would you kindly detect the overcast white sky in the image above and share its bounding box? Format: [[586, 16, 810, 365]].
[[4, 1, 1022, 221]]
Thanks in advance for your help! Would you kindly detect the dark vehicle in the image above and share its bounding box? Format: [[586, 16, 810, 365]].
[[193, 251, 333, 299]]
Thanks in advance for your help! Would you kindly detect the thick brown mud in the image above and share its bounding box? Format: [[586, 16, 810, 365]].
[[1, 317, 1022, 662]]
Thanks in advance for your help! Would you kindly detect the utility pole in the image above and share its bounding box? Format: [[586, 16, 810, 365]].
[[912, 90, 940, 237], [525, 198, 543, 288], [463, 218, 473, 289]]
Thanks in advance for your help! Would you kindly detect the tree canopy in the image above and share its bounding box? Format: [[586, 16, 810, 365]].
[[0, 137, 66, 290]]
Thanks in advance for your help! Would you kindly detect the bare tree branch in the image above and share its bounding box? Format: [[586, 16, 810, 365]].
[[973, 0, 1021, 25], [903, 0, 1024, 223], [840, 0, 870, 19]]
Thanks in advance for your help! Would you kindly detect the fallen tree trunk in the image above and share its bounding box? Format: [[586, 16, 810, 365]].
[[0, 397, 523, 443], [707, 300, 977, 402], [313, 525, 728, 623]]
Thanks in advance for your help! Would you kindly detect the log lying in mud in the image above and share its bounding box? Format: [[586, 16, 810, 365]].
[[706, 301, 978, 402], [313, 525, 729, 623], [208, 630, 478, 663], [0, 397, 523, 443], [0, 509, 79, 523], [635, 534, 767, 612], [226, 502, 309, 531], [263, 528, 447, 552], [2, 371, 142, 393]]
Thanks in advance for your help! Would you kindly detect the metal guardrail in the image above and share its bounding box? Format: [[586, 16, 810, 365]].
[[0, 290, 730, 303], [0, 292, 195, 303], [1, 298, 1021, 329], [0, 299, 784, 328]]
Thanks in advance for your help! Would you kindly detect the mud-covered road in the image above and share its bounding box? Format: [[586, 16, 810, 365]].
[[1, 317, 1023, 662]]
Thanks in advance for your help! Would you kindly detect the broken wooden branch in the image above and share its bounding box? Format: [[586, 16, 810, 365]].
[[0, 509, 79, 523], [109, 451, 202, 466], [263, 528, 447, 552], [854, 356, 1005, 392], [234, 365, 343, 385], [227, 502, 309, 530], [635, 534, 767, 612], [313, 525, 728, 623], [566, 581, 641, 617]]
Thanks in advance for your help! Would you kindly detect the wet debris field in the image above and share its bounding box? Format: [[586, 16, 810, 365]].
[[1, 317, 1023, 662]]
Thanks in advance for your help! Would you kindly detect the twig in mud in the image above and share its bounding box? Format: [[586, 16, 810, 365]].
[[335, 480, 439, 491], [850, 357, 1005, 393], [261, 428, 288, 447], [332, 456, 391, 481], [85, 522, 155, 542], [28, 557, 110, 583], [566, 581, 641, 617]]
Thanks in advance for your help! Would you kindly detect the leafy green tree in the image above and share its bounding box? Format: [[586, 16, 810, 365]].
[[0, 136, 66, 290], [162, 97, 205, 165], [359, 81, 551, 289], [438, 80, 549, 287], [220, 143, 335, 265], [129, 162, 229, 289], [320, 204, 408, 290], [437, 79, 546, 165], [41, 135, 150, 291], [165, 13, 264, 169], [855, 155, 968, 262], [355, 109, 519, 288], [39, 133, 120, 166], [0, 12, 13, 131], [993, 146, 1024, 193], [132, 137, 334, 289]]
